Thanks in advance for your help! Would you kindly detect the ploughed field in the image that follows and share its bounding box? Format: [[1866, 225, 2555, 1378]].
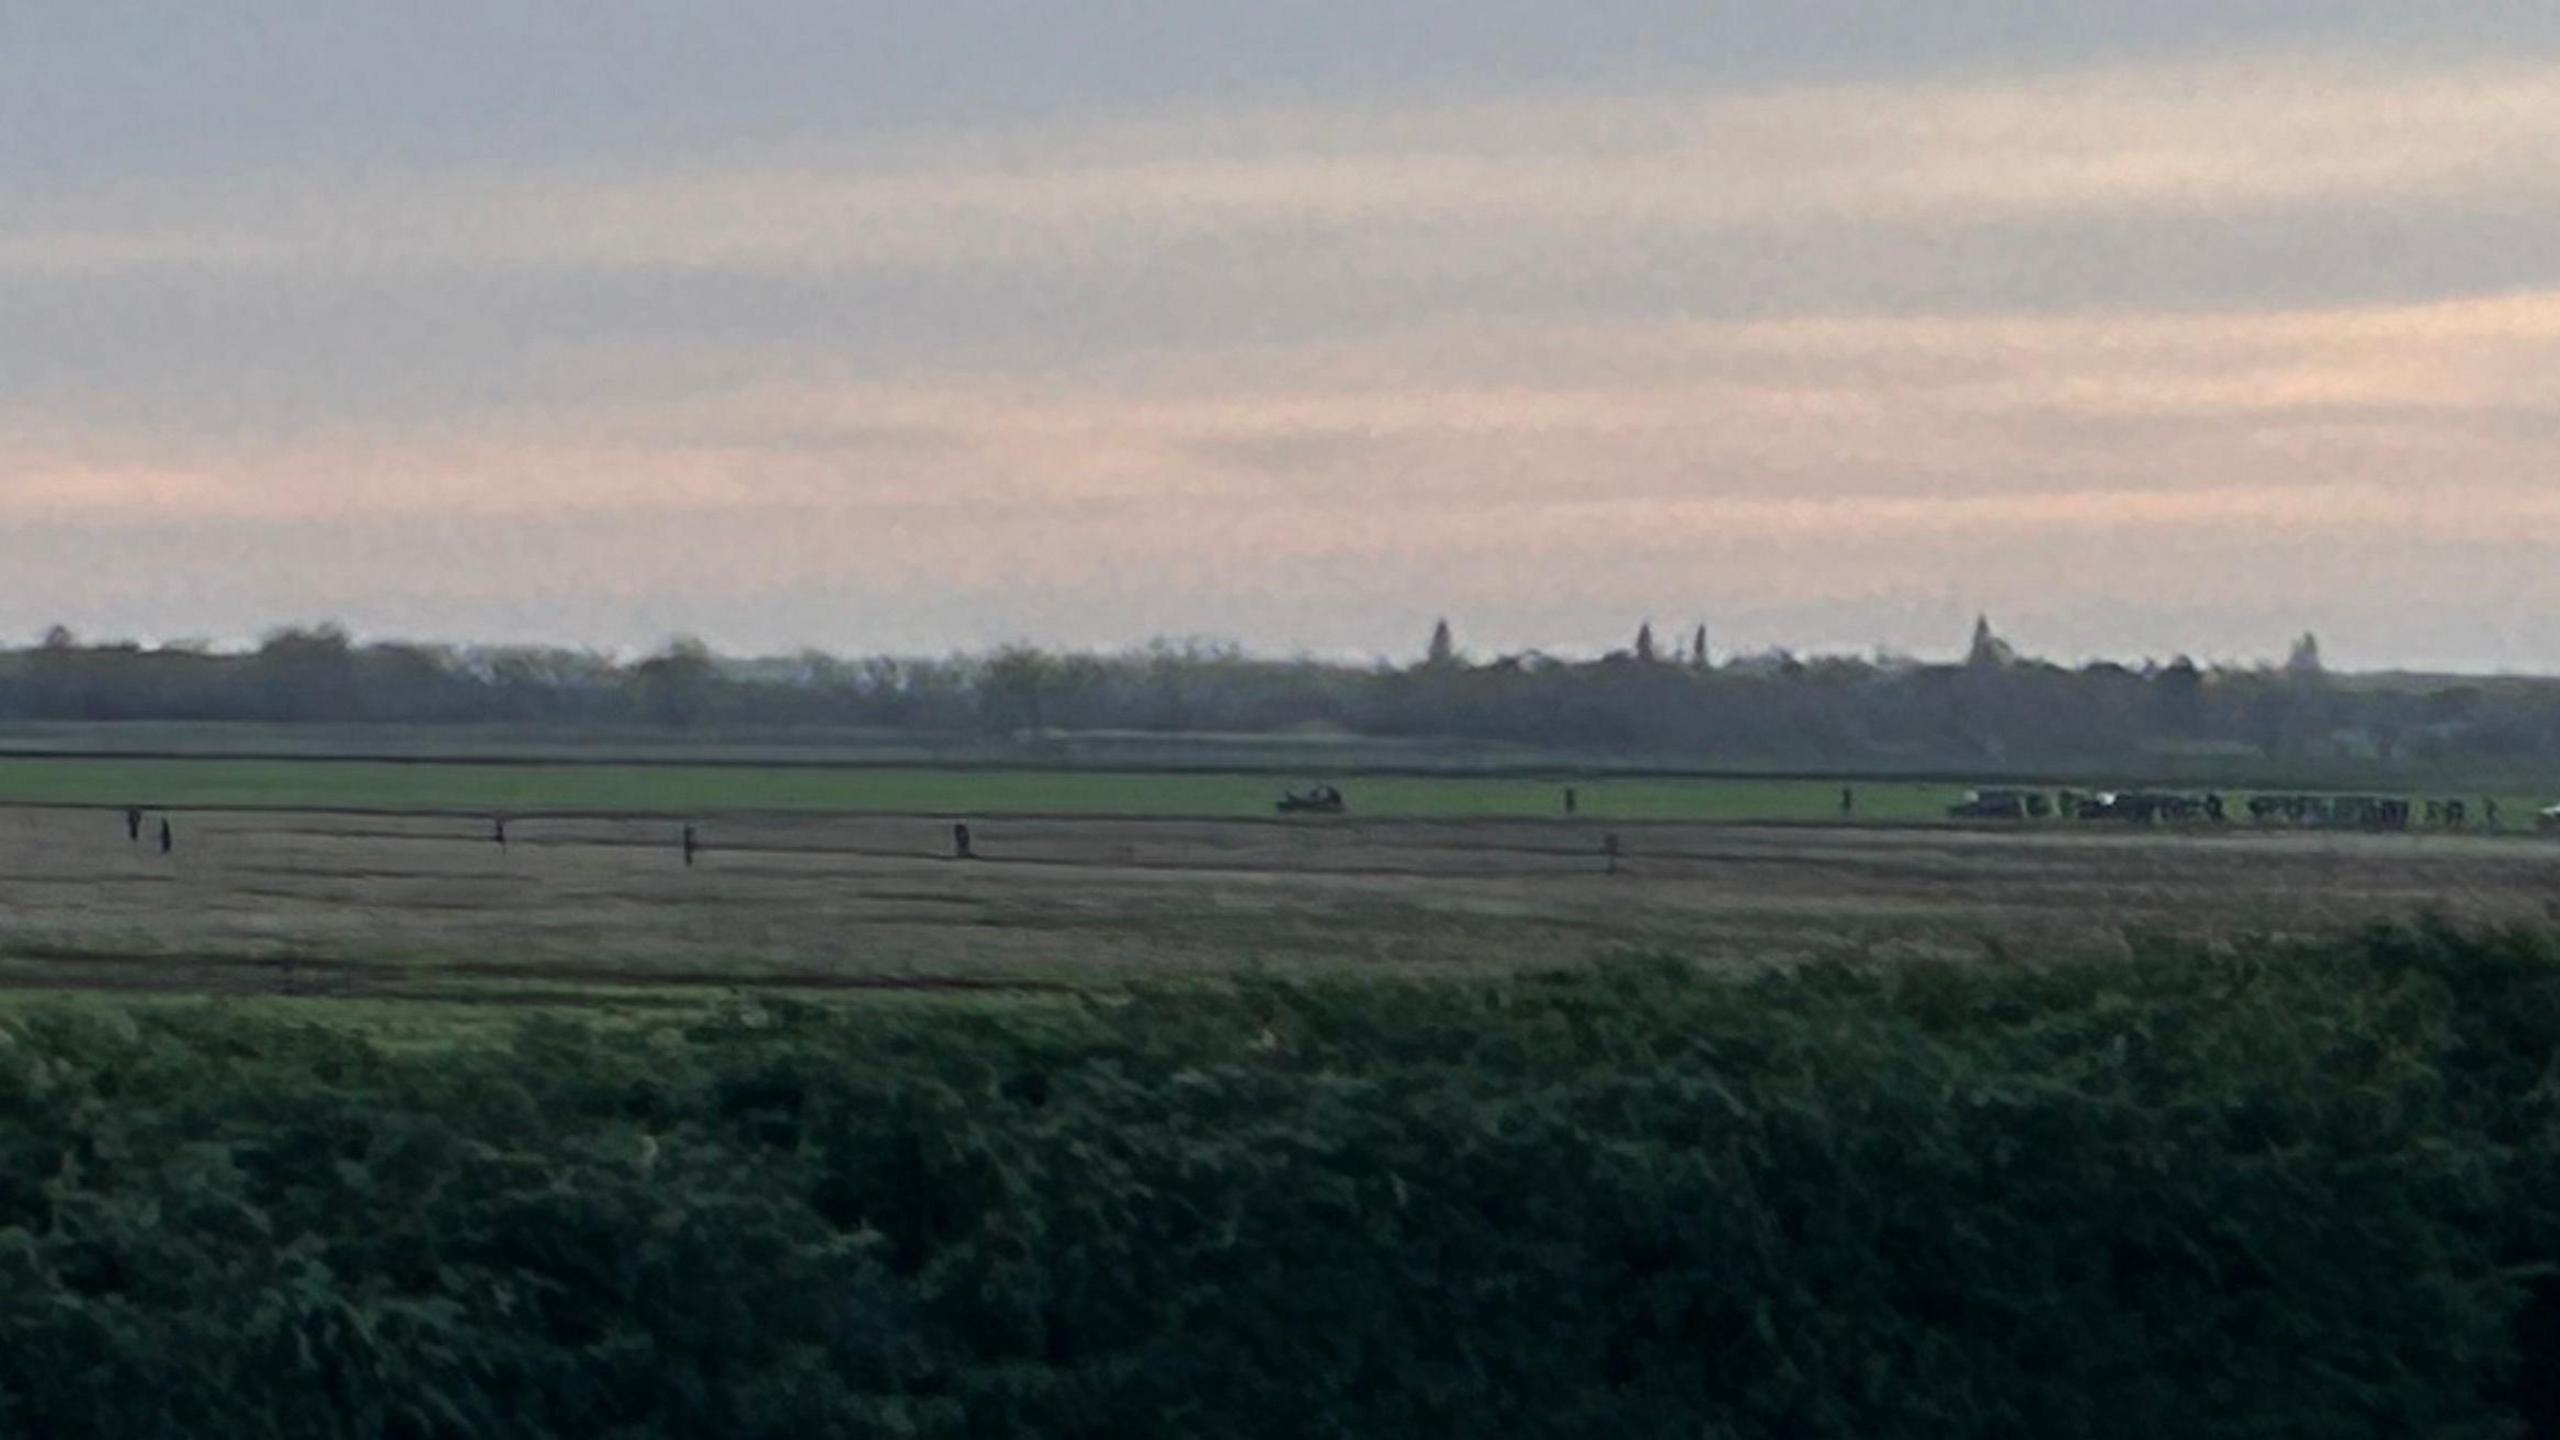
[[3, 798, 2557, 1001]]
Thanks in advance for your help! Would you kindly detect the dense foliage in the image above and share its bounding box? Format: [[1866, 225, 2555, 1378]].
[[1, 926, 2558, 1435], [4, 621, 2556, 772]]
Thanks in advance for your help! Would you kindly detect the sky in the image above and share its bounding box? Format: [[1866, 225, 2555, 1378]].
[[6, 3, 2560, 669]]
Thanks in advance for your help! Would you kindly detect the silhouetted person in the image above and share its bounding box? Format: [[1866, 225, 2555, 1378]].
[[492, 817, 508, 847], [1563, 786, 1578, 816], [158, 818, 173, 855], [1603, 831, 1621, 875], [953, 822, 976, 860], [1840, 787, 1856, 817], [682, 824, 698, 867], [126, 808, 142, 843]]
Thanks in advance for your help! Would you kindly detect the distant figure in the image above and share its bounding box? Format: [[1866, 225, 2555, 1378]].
[[125, 808, 142, 843], [158, 818, 173, 855], [492, 817, 508, 848], [682, 824, 698, 867], [2486, 797, 2504, 831], [1840, 786, 1856, 817], [1563, 787, 1578, 817], [953, 822, 976, 860], [1603, 831, 1622, 875]]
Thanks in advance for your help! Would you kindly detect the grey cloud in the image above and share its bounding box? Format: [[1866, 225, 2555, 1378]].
[[11, 2, 2556, 184], [10, 192, 2558, 452], [1182, 428, 1397, 478]]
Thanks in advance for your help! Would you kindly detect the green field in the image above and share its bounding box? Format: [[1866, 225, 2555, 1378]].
[[0, 757, 1986, 821], [0, 755, 2543, 825]]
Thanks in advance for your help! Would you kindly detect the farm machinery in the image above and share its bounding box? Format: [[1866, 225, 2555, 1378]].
[[1947, 788, 2053, 820], [1276, 784, 1347, 815]]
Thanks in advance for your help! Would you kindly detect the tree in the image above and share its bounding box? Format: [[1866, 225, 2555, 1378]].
[[250, 624, 359, 720], [28, 625, 86, 718], [357, 642, 464, 722], [984, 645, 1052, 734], [635, 637, 719, 727], [2286, 632, 2326, 679], [2243, 680, 2304, 759], [2149, 655, 2206, 736], [1426, 619, 1456, 668], [1967, 615, 2015, 669], [1634, 622, 1658, 664]]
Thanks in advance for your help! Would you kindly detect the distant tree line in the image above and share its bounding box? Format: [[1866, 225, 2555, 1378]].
[[4, 618, 2557, 772]]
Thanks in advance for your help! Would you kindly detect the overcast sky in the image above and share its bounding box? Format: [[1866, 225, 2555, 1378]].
[[7, 3, 2560, 667]]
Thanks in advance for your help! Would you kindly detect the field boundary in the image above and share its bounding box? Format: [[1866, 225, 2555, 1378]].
[[12, 800, 2548, 848], [0, 798, 2202, 835]]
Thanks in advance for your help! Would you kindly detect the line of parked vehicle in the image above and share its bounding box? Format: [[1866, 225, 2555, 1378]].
[[1948, 787, 2557, 832]]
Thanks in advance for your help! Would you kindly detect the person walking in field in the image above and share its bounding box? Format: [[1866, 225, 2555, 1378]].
[[492, 817, 507, 847], [126, 808, 143, 843], [1840, 786, 1856, 817], [682, 824, 698, 867], [953, 822, 976, 860], [1563, 787, 1578, 817], [158, 818, 173, 855]]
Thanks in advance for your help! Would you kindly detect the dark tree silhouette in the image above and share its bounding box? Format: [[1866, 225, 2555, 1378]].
[[1967, 615, 2015, 669], [635, 638, 719, 728], [0, 621, 2550, 774], [2287, 632, 2327, 679]]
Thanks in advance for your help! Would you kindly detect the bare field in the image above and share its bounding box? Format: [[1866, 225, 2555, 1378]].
[[0, 805, 2554, 1002]]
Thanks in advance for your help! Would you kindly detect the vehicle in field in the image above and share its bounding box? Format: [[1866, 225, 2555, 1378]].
[[1276, 784, 1347, 815], [2330, 795, 2414, 831], [2248, 793, 2312, 825], [1948, 788, 2051, 820], [2237, 793, 2421, 830], [2073, 790, 2225, 824], [2073, 791, 2123, 821]]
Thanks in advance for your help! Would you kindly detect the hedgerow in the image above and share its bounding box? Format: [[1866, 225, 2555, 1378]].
[[0, 924, 2554, 1437]]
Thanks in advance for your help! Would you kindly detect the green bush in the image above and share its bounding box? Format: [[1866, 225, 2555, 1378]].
[[0, 924, 2555, 1436]]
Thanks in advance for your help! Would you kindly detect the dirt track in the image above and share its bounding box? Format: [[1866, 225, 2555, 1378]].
[[0, 807, 2554, 1000]]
